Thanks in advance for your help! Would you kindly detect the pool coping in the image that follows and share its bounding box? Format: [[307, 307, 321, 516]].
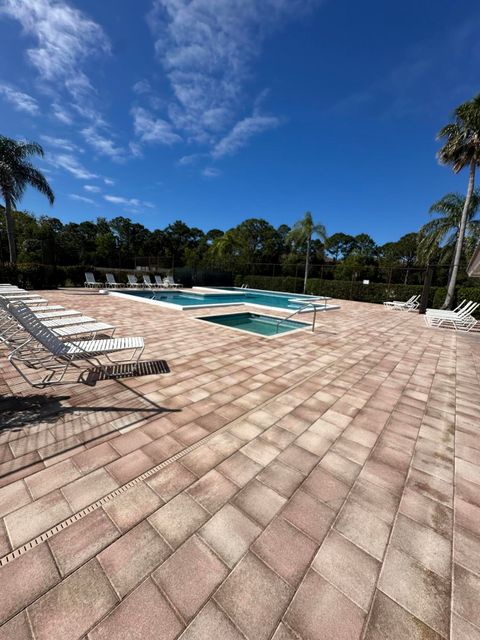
[[103, 288, 338, 314]]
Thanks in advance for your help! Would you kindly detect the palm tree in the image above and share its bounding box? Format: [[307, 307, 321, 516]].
[[287, 211, 326, 294], [0, 136, 54, 263], [418, 192, 480, 266], [437, 94, 480, 308]]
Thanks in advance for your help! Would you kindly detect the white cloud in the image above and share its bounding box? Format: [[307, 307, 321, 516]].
[[40, 135, 79, 152], [104, 177, 115, 186], [104, 195, 154, 208], [177, 153, 203, 166], [69, 193, 95, 204], [148, 0, 319, 144], [202, 166, 221, 178], [0, 84, 39, 114], [212, 114, 280, 159], [51, 102, 73, 124], [131, 106, 182, 145], [47, 153, 97, 179], [81, 126, 125, 161], [133, 79, 151, 94], [84, 184, 101, 193], [0, 0, 110, 86]]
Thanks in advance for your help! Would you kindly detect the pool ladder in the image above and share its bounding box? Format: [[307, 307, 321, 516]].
[[275, 300, 326, 334]]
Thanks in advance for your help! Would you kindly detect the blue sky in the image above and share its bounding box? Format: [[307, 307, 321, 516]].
[[1, 0, 479, 244]]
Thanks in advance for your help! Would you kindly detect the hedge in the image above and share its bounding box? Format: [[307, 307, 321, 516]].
[[235, 275, 441, 306]]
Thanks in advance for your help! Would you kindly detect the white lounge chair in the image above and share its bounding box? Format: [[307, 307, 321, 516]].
[[105, 273, 123, 288], [127, 274, 143, 288], [163, 275, 182, 288], [383, 295, 420, 311], [6, 301, 144, 387], [154, 275, 167, 288], [84, 272, 102, 288], [425, 302, 479, 328], [142, 275, 157, 289]]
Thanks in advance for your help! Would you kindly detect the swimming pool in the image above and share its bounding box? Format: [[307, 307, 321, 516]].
[[108, 287, 331, 312], [198, 312, 310, 336]]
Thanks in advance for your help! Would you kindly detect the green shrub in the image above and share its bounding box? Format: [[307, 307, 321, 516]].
[[235, 274, 439, 306]]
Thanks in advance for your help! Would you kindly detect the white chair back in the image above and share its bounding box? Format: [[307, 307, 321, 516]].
[[85, 272, 97, 285], [127, 275, 138, 285], [143, 275, 153, 285], [7, 301, 67, 356], [106, 273, 117, 285]]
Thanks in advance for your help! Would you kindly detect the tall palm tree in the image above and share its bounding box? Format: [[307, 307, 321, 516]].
[[418, 191, 480, 265], [437, 94, 480, 308], [0, 136, 54, 263], [287, 211, 326, 293]]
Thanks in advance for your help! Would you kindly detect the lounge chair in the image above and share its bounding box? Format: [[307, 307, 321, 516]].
[[425, 302, 479, 328], [105, 273, 123, 288], [383, 295, 420, 311], [163, 275, 182, 288], [84, 272, 102, 288], [142, 275, 157, 289], [6, 301, 144, 387], [127, 274, 143, 288], [154, 275, 167, 288]]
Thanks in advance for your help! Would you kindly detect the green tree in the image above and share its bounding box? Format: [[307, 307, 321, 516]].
[[287, 211, 326, 293], [437, 94, 480, 308], [325, 232, 355, 260], [418, 192, 480, 265], [0, 136, 54, 263]]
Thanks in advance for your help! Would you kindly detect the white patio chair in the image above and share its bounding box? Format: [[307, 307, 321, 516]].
[[6, 301, 144, 387], [163, 275, 182, 288], [127, 274, 143, 288], [84, 272, 102, 288], [154, 275, 167, 288], [142, 275, 156, 289], [383, 295, 419, 311], [106, 273, 123, 288]]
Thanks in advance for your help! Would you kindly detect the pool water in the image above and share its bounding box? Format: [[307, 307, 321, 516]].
[[121, 287, 315, 310], [198, 312, 310, 336]]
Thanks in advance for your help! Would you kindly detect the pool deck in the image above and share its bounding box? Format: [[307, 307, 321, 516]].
[[0, 289, 479, 639]]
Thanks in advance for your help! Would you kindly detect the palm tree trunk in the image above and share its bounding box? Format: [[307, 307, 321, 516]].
[[3, 194, 17, 264], [441, 160, 476, 309], [303, 236, 310, 294]]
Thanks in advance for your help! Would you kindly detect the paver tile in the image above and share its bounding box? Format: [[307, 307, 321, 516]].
[[257, 460, 304, 498], [98, 521, 170, 597], [378, 546, 450, 637], [453, 563, 480, 630], [282, 489, 336, 543], [252, 516, 317, 586], [28, 559, 118, 640], [153, 535, 228, 620], [103, 482, 163, 531], [233, 479, 286, 526], [88, 578, 183, 640], [215, 552, 293, 640], [285, 568, 365, 640], [0, 543, 59, 625], [146, 461, 197, 501], [61, 468, 119, 512], [313, 530, 380, 610], [364, 590, 444, 639], [186, 469, 238, 513], [48, 507, 120, 576], [5, 490, 73, 548], [178, 600, 245, 640], [199, 503, 261, 568], [148, 493, 209, 548], [335, 500, 391, 561]]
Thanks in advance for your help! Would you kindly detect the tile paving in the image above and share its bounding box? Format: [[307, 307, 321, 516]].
[[0, 288, 479, 638]]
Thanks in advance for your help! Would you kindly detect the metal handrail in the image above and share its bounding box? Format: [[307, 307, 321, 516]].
[[275, 300, 325, 334]]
